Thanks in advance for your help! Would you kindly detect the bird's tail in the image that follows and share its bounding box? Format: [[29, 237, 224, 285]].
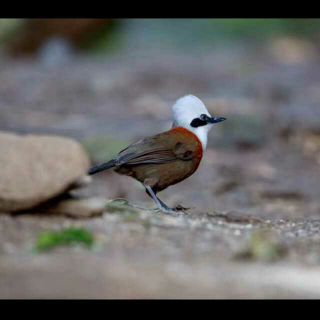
[[88, 159, 116, 175]]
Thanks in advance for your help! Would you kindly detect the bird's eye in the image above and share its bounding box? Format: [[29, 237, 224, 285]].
[[200, 114, 207, 121]]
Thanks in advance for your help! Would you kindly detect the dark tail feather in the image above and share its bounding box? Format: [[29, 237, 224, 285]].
[[88, 159, 116, 175]]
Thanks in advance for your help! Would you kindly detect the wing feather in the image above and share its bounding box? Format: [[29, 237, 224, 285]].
[[115, 133, 195, 166]]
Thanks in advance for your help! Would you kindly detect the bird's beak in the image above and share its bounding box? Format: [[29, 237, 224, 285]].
[[209, 117, 226, 123]]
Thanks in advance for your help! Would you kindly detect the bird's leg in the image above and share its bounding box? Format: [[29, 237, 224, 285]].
[[145, 186, 176, 214], [157, 197, 177, 213]]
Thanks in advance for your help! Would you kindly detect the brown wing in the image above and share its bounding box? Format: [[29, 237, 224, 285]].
[[115, 132, 194, 166]]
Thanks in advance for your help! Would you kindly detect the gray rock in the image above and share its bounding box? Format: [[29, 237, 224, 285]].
[[0, 131, 90, 212], [67, 175, 92, 191], [40, 197, 108, 218]]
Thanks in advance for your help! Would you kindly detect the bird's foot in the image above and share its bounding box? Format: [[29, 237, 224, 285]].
[[174, 204, 191, 211], [155, 199, 177, 214], [145, 186, 178, 215], [159, 207, 177, 215]]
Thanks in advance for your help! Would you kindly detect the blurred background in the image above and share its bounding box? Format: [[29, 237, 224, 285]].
[[2, 19, 320, 298], [2, 18, 320, 217]]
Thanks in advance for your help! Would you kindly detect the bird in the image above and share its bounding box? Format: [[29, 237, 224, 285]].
[[89, 95, 226, 214]]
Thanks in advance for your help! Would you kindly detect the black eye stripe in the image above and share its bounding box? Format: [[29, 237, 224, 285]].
[[190, 118, 207, 128]]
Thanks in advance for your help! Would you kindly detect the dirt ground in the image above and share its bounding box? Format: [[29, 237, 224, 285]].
[[2, 39, 320, 298]]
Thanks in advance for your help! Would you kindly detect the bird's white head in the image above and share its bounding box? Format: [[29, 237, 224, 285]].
[[172, 94, 226, 150]]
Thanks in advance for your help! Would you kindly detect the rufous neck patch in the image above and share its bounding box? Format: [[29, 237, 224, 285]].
[[170, 126, 203, 160]]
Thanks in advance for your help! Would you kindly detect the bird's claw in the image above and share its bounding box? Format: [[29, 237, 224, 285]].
[[160, 208, 177, 215]]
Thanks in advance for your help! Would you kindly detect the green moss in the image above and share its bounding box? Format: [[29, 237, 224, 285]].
[[238, 230, 286, 262], [105, 198, 144, 223], [105, 198, 140, 214], [33, 227, 94, 252]]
